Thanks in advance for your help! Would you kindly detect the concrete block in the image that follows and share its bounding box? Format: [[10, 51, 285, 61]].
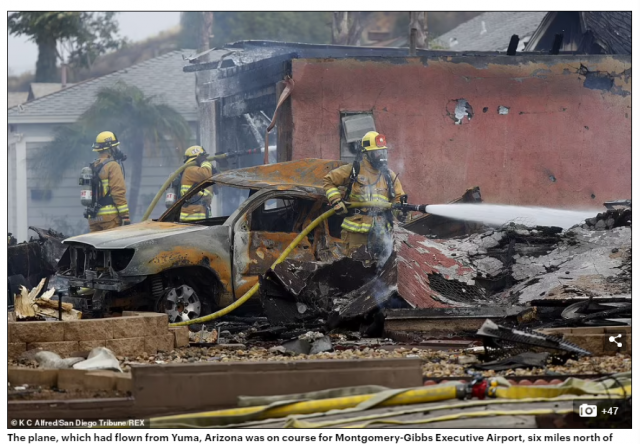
[[157, 333, 174, 352], [144, 333, 174, 354], [106, 337, 145, 358], [111, 316, 146, 339], [57, 369, 88, 391], [64, 319, 113, 341], [27, 341, 79, 357], [114, 373, 133, 393], [78, 340, 108, 353], [123, 312, 168, 337], [8, 367, 58, 388], [8, 342, 27, 360], [143, 337, 158, 355], [564, 335, 605, 355], [84, 371, 118, 391], [11, 321, 65, 343], [170, 327, 190, 348]]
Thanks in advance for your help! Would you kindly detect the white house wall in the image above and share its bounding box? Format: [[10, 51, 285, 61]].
[[8, 140, 18, 238]]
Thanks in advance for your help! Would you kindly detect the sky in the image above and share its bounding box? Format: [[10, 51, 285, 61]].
[[8, 12, 181, 75]]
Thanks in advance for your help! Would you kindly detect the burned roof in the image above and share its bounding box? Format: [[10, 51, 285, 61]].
[[581, 12, 631, 55], [431, 12, 547, 51], [182, 40, 521, 73], [212, 158, 347, 194]]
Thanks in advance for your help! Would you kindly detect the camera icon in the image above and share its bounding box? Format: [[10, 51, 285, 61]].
[[579, 404, 598, 418]]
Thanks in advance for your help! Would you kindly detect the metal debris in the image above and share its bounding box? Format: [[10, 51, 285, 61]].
[[476, 319, 591, 357]]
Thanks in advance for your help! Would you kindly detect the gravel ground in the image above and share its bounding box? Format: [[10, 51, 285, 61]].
[[8, 346, 630, 402], [10, 345, 631, 379], [117, 346, 632, 378]]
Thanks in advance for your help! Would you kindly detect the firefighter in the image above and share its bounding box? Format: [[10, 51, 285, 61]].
[[179, 146, 217, 222], [323, 131, 406, 259], [88, 131, 130, 232]]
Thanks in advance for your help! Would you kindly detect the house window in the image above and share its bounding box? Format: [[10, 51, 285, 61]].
[[340, 112, 376, 162], [31, 189, 53, 201]]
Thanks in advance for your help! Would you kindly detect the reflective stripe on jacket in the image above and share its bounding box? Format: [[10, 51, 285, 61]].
[[92, 157, 129, 218], [180, 161, 213, 222], [322, 158, 405, 233]]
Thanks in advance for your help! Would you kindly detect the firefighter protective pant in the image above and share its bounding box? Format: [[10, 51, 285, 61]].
[[340, 230, 369, 255], [89, 214, 122, 232]]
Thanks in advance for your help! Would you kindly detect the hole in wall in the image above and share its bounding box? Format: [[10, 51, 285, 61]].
[[447, 99, 474, 125]]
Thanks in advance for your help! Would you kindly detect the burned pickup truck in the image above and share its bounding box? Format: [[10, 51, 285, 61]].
[[56, 159, 356, 320]]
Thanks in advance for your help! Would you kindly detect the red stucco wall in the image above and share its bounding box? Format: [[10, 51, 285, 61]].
[[290, 56, 631, 209]]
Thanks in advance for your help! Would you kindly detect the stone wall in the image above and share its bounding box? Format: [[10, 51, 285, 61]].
[[8, 312, 189, 359]]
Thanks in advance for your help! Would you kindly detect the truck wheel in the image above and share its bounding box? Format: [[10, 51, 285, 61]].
[[157, 282, 212, 325]]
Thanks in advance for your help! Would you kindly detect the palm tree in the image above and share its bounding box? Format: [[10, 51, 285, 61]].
[[33, 81, 192, 219]]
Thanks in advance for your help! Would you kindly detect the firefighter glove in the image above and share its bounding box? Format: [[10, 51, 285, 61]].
[[333, 200, 348, 215], [196, 153, 208, 166], [121, 216, 131, 226]]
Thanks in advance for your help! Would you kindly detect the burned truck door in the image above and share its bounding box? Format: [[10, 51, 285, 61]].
[[231, 191, 316, 297]]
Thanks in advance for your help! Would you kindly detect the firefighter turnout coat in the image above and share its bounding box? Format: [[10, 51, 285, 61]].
[[180, 160, 214, 222], [88, 157, 129, 228], [323, 157, 406, 234]]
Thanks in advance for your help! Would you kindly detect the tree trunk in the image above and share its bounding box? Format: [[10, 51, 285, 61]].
[[347, 12, 363, 45], [127, 133, 145, 220], [332, 12, 349, 44], [35, 38, 58, 83], [333, 12, 363, 46], [409, 12, 428, 55]]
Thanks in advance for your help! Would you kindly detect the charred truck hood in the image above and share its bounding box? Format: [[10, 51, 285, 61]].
[[63, 221, 210, 249], [57, 221, 231, 292]]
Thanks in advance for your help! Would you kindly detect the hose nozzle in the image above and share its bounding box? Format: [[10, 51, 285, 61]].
[[394, 203, 429, 213]]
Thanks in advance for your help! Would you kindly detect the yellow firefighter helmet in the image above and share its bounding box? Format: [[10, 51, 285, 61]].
[[361, 131, 388, 151], [184, 145, 206, 162], [92, 131, 120, 151]]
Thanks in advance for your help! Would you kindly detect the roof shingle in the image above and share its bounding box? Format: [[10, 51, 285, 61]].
[[582, 12, 631, 55], [432, 12, 547, 51], [9, 50, 197, 123]]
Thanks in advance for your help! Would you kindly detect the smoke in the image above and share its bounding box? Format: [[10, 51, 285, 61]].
[[367, 218, 397, 307]]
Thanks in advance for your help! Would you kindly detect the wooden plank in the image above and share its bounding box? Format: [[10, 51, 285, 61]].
[[385, 317, 488, 334], [9, 358, 423, 421], [203, 54, 293, 100], [132, 358, 423, 412], [276, 77, 294, 163]]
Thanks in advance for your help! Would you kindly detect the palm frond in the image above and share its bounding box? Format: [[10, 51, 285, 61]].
[[29, 124, 95, 187], [31, 80, 192, 183]]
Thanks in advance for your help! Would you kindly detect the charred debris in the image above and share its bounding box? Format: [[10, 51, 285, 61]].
[[8, 202, 631, 360], [196, 203, 632, 355]]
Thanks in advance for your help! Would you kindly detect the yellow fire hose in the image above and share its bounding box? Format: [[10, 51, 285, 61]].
[[168, 201, 393, 327], [285, 395, 622, 429], [149, 377, 630, 428]]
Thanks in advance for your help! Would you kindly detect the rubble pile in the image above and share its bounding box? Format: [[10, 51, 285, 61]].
[[182, 207, 632, 348], [8, 206, 631, 382], [580, 208, 631, 231]]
